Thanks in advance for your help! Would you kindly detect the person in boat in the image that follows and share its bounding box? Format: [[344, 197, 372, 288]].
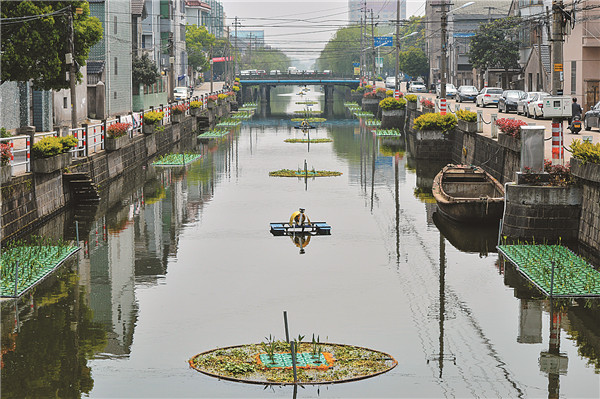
[[289, 208, 311, 230], [300, 120, 309, 129]]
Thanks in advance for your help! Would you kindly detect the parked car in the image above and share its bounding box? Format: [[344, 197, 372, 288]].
[[527, 93, 551, 119], [456, 86, 478, 102], [436, 83, 457, 98], [476, 87, 503, 107], [408, 81, 427, 93], [498, 90, 527, 113], [269, 70, 281, 75], [174, 86, 190, 100], [517, 92, 549, 117], [322, 70, 332, 75], [385, 76, 396, 89], [584, 101, 600, 131]]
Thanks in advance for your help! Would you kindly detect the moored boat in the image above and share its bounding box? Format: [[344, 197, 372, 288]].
[[432, 164, 504, 223]]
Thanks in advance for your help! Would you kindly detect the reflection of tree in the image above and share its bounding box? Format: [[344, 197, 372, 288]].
[[565, 302, 600, 372], [1, 267, 106, 398]]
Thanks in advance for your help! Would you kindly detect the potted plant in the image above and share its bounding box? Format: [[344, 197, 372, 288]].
[[1, 143, 12, 184], [351, 86, 365, 104], [413, 112, 457, 140], [569, 140, 600, 184], [405, 94, 418, 110], [190, 100, 203, 116], [456, 109, 478, 133], [379, 97, 407, 128], [31, 135, 77, 173], [362, 91, 379, 113], [385, 89, 394, 98], [207, 95, 218, 109], [496, 118, 527, 152], [143, 110, 164, 134], [171, 104, 186, 123], [420, 98, 435, 113], [375, 87, 387, 99], [105, 122, 131, 151]]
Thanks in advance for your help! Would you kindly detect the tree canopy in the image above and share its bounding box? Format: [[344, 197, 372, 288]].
[[399, 47, 429, 80], [132, 53, 160, 87], [186, 24, 215, 72], [1, 1, 102, 90], [469, 17, 521, 72], [316, 25, 361, 75], [242, 47, 291, 71]]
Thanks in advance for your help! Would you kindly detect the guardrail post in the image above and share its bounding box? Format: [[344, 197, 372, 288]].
[[477, 110, 483, 133], [435, 99, 440, 113], [455, 103, 460, 112], [27, 131, 34, 173], [491, 114, 498, 138], [82, 123, 89, 157], [130, 111, 135, 137], [102, 120, 107, 150]]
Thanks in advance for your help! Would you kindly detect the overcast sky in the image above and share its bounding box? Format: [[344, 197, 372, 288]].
[[220, 0, 426, 67]]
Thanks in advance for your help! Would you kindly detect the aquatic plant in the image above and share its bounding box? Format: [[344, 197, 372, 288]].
[[269, 169, 342, 177]]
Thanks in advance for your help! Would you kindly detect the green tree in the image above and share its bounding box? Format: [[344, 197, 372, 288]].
[[399, 47, 429, 80], [243, 47, 291, 71], [316, 25, 361, 75], [186, 24, 215, 72], [1, 1, 102, 90], [132, 53, 160, 87], [469, 17, 521, 87]]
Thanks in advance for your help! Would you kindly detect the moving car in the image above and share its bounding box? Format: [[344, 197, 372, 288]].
[[385, 76, 396, 89], [476, 87, 503, 107], [517, 92, 549, 117], [584, 101, 600, 131], [408, 81, 427, 93], [498, 90, 527, 113], [174, 87, 190, 100], [456, 86, 478, 103], [527, 93, 551, 119], [436, 83, 457, 98]]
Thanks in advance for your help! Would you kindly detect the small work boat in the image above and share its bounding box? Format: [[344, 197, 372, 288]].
[[270, 208, 331, 236], [432, 164, 504, 223]]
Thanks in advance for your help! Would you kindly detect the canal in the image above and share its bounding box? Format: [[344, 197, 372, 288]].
[[1, 87, 599, 398]]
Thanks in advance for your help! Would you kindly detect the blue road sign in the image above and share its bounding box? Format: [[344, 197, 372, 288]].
[[374, 36, 393, 47], [353, 62, 360, 67]]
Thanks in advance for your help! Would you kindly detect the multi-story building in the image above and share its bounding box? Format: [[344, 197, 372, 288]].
[[186, 0, 212, 27], [205, 0, 226, 38], [234, 30, 265, 52]]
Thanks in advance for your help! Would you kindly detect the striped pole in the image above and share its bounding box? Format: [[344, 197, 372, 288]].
[[440, 98, 447, 115], [551, 122, 562, 165], [394, 90, 400, 100]]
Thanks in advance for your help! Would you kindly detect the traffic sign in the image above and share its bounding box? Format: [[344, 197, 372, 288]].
[[374, 36, 393, 47], [352, 62, 360, 67]]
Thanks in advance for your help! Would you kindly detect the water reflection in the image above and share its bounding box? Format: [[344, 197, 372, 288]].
[[432, 211, 498, 255]]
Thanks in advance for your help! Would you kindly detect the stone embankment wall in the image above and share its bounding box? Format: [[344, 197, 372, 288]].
[[1, 111, 214, 243]]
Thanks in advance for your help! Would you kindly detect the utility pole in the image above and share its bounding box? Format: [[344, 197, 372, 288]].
[[440, 0, 448, 115], [395, 0, 400, 92], [169, 33, 175, 102], [551, 0, 565, 165], [370, 9, 376, 85], [248, 33, 253, 68], [360, 14, 364, 83], [210, 45, 214, 92], [234, 16, 239, 77], [67, 7, 78, 128]]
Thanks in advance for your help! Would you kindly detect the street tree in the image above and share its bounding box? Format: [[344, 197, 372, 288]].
[[243, 47, 291, 71], [469, 17, 521, 87], [186, 24, 215, 73], [399, 47, 429, 81], [132, 53, 160, 87], [1, 1, 102, 90]]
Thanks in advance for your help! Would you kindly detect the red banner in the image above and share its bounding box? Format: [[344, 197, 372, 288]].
[[211, 57, 232, 63]]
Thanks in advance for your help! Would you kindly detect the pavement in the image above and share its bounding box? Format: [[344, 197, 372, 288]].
[[398, 82, 600, 163], [192, 81, 225, 97]]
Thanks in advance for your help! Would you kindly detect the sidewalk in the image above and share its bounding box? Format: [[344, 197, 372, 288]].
[[193, 81, 225, 97]]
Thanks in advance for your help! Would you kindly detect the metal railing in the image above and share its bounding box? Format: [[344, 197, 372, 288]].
[[1, 88, 229, 180]]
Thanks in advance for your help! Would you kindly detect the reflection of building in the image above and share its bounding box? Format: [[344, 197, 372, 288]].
[[518, 299, 542, 344]]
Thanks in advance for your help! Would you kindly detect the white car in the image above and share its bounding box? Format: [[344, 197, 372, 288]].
[[173, 87, 190, 100], [385, 77, 396, 89], [269, 70, 281, 75], [436, 83, 457, 98], [408, 81, 427, 93], [476, 87, 503, 107], [527, 93, 551, 119], [517, 92, 549, 117]]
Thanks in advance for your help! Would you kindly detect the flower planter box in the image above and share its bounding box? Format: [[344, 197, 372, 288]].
[[415, 129, 446, 141], [105, 134, 129, 152], [172, 113, 184, 124], [458, 119, 477, 133], [381, 109, 406, 129], [570, 157, 600, 183], [207, 102, 216, 109], [498, 133, 521, 152], [351, 93, 363, 104], [143, 123, 157, 135], [407, 102, 417, 111], [190, 107, 202, 117], [1, 164, 11, 184], [421, 108, 434, 114], [361, 98, 379, 114], [31, 152, 71, 174]]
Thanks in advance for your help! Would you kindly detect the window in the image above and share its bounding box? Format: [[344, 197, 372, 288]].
[[63, 97, 68, 109], [114, 92, 117, 99], [113, 16, 117, 34], [114, 57, 118, 75], [571, 61, 577, 94]]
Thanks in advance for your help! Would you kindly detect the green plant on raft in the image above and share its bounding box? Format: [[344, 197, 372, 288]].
[[413, 113, 457, 132], [456, 109, 477, 122], [379, 97, 407, 110], [261, 334, 277, 364]]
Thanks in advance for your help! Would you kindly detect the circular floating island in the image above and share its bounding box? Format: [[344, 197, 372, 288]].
[[269, 169, 342, 177], [189, 342, 397, 385], [284, 138, 333, 143]]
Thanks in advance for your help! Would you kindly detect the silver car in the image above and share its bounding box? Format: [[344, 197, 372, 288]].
[[408, 81, 427, 93], [517, 92, 549, 117], [476, 87, 503, 107], [436, 83, 457, 98]]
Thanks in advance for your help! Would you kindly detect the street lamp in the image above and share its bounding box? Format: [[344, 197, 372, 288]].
[[395, 31, 418, 92], [440, 1, 474, 114]]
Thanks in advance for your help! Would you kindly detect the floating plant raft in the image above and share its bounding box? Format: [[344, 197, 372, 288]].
[[189, 342, 397, 385], [376, 129, 402, 137], [290, 118, 327, 123], [232, 112, 253, 120], [284, 138, 333, 143], [152, 153, 202, 166], [296, 101, 318, 105], [242, 103, 258, 108], [353, 111, 374, 118], [344, 102, 359, 107], [293, 110, 321, 115], [216, 119, 241, 127], [1, 240, 79, 298], [498, 244, 600, 297], [198, 129, 229, 139], [365, 119, 381, 127], [269, 169, 342, 177]]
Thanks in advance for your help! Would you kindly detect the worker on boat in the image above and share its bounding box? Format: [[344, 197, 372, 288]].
[[300, 120, 309, 129], [290, 234, 311, 254], [289, 208, 311, 230]]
